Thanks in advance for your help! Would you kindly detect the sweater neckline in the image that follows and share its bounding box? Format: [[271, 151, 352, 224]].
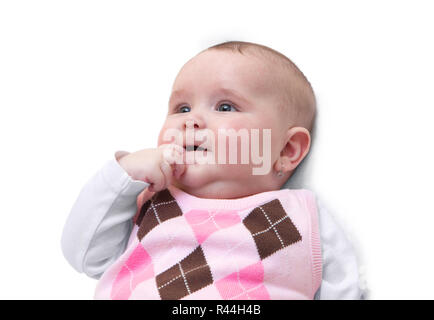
[[167, 185, 289, 211]]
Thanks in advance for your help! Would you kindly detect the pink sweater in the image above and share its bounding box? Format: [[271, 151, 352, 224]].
[[94, 185, 322, 300]]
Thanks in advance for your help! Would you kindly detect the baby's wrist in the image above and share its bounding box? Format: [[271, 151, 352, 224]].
[[115, 150, 130, 162], [117, 155, 137, 179]]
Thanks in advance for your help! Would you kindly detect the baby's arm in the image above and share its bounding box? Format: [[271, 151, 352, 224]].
[[314, 200, 365, 299], [61, 153, 150, 279], [61, 145, 185, 279]]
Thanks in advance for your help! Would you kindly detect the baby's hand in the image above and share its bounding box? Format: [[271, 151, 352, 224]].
[[116, 144, 185, 193]]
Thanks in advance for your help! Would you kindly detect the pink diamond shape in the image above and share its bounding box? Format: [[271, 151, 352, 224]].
[[111, 244, 153, 300], [184, 209, 240, 244], [215, 261, 270, 300]]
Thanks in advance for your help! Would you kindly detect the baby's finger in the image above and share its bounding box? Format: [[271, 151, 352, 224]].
[[162, 144, 185, 165], [147, 162, 169, 192], [147, 171, 163, 192], [159, 160, 173, 189], [172, 162, 186, 179], [170, 143, 185, 156], [162, 146, 186, 180]]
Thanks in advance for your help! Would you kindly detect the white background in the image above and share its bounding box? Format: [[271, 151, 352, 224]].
[[0, 0, 433, 299]]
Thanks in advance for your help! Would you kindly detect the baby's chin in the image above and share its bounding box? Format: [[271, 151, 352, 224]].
[[173, 162, 256, 196], [175, 162, 216, 188], [173, 165, 262, 199]]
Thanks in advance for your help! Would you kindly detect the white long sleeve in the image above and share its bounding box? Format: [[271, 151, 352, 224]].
[[60, 155, 149, 279], [313, 201, 364, 299], [61, 157, 364, 299]]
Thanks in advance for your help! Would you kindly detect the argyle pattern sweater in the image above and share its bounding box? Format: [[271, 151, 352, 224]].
[[94, 185, 322, 300]]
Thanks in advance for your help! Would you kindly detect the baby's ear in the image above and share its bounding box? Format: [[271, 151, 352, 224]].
[[277, 127, 311, 173]]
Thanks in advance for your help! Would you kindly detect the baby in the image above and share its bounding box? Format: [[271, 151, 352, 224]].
[[61, 41, 363, 300]]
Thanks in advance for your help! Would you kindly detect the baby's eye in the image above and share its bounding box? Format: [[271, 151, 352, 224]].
[[217, 103, 237, 112], [178, 106, 191, 113]]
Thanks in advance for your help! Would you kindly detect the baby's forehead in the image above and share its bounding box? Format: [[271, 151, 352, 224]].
[[176, 50, 289, 98]]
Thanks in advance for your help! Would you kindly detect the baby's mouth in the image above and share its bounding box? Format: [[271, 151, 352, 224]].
[[184, 145, 208, 152]]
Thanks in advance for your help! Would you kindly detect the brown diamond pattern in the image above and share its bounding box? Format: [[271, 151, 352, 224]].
[[136, 189, 183, 241], [156, 246, 213, 300], [243, 199, 302, 259]]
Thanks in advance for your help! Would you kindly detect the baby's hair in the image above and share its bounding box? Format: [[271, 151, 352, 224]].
[[203, 41, 316, 133]]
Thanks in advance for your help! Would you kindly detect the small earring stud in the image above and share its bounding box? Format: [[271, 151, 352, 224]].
[[277, 163, 284, 177]]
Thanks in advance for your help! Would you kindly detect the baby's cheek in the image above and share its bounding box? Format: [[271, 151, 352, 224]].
[[217, 118, 254, 131], [158, 123, 183, 146], [157, 131, 169, 146]]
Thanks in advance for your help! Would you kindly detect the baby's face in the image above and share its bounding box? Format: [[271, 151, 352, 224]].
[[158, 50, 290, 198]]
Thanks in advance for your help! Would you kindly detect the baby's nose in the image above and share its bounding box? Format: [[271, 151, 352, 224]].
[[183, 118, 204, 130]]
